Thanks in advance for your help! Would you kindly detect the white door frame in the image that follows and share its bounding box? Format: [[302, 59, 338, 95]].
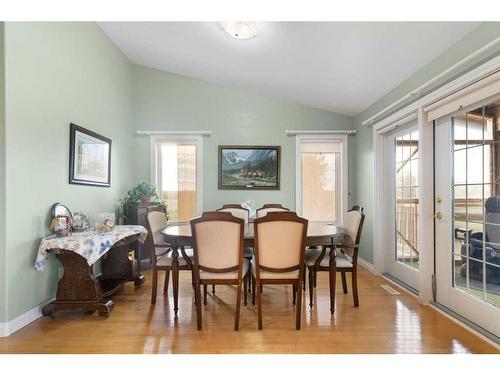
[[433, 102, 500, 338], [374, 113, 432, 299], [382, 120, 421, 290], [372, 55, 500, 305]]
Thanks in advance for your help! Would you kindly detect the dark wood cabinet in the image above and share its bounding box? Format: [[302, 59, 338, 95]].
[[124, 202, 164, 264]]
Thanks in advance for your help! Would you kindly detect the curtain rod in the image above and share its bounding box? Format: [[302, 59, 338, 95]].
[[362, 36, 500, 127], [286, 130, 357, 136], [136, 130, 211, 136]]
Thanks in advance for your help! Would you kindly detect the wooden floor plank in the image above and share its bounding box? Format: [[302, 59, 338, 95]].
[[0, 267, 497, 353]]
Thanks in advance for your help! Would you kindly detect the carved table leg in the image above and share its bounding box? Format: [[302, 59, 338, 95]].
[[97, 300, 114, 317], [329, 244, 337, 315], [171, 244, 180, 316], [41, 250, 113, 318]]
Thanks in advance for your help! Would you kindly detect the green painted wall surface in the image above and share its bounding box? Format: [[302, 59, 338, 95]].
[[0, 22, 6, 322], [132, 65, 355, 211], [352, 22, 500, 264], [3, 22, 134, 320]]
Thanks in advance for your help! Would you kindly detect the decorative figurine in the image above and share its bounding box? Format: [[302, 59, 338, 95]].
[[98, 218, 115, 233], [50, 215, 73, 236], [72, 212, 90, 231]]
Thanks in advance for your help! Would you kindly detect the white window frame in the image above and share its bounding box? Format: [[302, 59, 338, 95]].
[[295, 134, 348, 225], [149, 135, 203, 223]]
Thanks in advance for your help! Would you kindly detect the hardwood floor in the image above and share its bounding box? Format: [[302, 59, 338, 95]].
[[0, 267, 498, 354]]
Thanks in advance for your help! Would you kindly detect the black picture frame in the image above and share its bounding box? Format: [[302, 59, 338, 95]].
[[218, 145, 281, 190], [69, 123, 112, 187]]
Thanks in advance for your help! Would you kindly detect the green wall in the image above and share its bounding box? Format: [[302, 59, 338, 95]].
[[0, 22, 6, 323], [132, 64, 355, 211], [2, 21, 499, 324], [3, 22, 135, 321], [352, 22, 500, 264]]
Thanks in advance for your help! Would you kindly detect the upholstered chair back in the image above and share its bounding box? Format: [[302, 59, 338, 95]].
[[343, 208, 363, 246], [217, 206, 250, 225], [191, 212, 244, 270], [147, 210, 168, 245], [254, 212, 307, 270], [256, 204, 290, 218]]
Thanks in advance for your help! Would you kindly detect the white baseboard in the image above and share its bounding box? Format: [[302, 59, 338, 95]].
[[357, 257, 375, 274], [0, 297, 54, 337]]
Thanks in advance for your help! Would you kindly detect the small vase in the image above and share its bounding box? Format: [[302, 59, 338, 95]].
[[140, 195, 151, 203]]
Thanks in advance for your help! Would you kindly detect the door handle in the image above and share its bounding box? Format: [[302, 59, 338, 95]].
[[433, 212, 442, 220]]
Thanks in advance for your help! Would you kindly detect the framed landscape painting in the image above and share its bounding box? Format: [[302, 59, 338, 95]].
[[69, 123, 112, 187], [218, 145, 280, 190]]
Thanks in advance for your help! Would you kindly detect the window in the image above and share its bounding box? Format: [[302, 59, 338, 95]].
[[296, 136, 347, 224], [151, 136, 202, 222]]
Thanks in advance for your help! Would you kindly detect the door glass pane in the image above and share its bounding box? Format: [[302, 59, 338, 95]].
[[159, 143, 197, 222], [395, 130, 419, 269], [451, 100, 500, 307]]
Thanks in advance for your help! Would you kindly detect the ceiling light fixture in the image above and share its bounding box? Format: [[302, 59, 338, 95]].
[[219, 22, 257, 40]]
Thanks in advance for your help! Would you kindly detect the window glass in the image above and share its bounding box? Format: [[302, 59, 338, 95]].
[[155, 141, 198, 222], [300, 140, 342, 222]]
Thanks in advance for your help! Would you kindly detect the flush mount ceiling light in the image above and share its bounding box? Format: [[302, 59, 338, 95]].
[[219, 22, 257, 40]]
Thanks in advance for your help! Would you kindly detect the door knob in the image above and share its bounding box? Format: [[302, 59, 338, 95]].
[[433, 212, 442, 220], [436, 197, 442, 203]]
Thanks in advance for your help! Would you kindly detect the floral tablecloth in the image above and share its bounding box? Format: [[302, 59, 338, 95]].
[[35, 225, 148, 271]]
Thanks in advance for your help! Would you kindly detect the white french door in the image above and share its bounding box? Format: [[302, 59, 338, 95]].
[[434, 99, 500, 337], [384, 121, 420, 290]]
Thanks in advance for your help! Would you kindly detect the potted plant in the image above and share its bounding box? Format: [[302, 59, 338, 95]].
[[119, 181, 163, 220]]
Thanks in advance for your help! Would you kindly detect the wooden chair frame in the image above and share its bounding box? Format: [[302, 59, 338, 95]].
[[256, 203, 290, 218], [190, 211, 247, 331], [147, 205, 193, 305], [307, 206, 365, 312], [216, 204, 250, 222], [252, 211, 308, 330]]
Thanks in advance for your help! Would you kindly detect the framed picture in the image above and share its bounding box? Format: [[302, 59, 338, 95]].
[[69, 123, 111, 187], [218, 145, 281, 190]]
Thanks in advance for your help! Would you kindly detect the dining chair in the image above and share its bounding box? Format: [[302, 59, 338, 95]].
[[215, 204, 253, 296], [256, 203, 290, 218], [251, 211, 308, 330], [217, 204, 250, 224], [304, 206, 365, 312], [191, 211, 248, 330], [146, 206, 194, 305]]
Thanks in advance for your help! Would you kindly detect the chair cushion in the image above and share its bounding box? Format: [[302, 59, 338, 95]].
[[157, 248, 194, 267], [250, 258, 299, 280], [199, 259, 249, 280], [304, 248, 353, 268]]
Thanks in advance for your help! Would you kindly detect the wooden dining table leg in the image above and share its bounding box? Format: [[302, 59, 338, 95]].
[[329, 245, 337, 315], [171, 244, 180, 316]]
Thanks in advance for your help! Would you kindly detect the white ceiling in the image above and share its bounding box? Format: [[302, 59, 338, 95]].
[[98, 22, 480, 116]]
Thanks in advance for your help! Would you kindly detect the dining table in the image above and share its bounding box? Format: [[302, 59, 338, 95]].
[[161, 221, 348, 316]]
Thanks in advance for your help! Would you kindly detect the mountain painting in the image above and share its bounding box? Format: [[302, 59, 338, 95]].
[[218, 146, 280, 190]]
